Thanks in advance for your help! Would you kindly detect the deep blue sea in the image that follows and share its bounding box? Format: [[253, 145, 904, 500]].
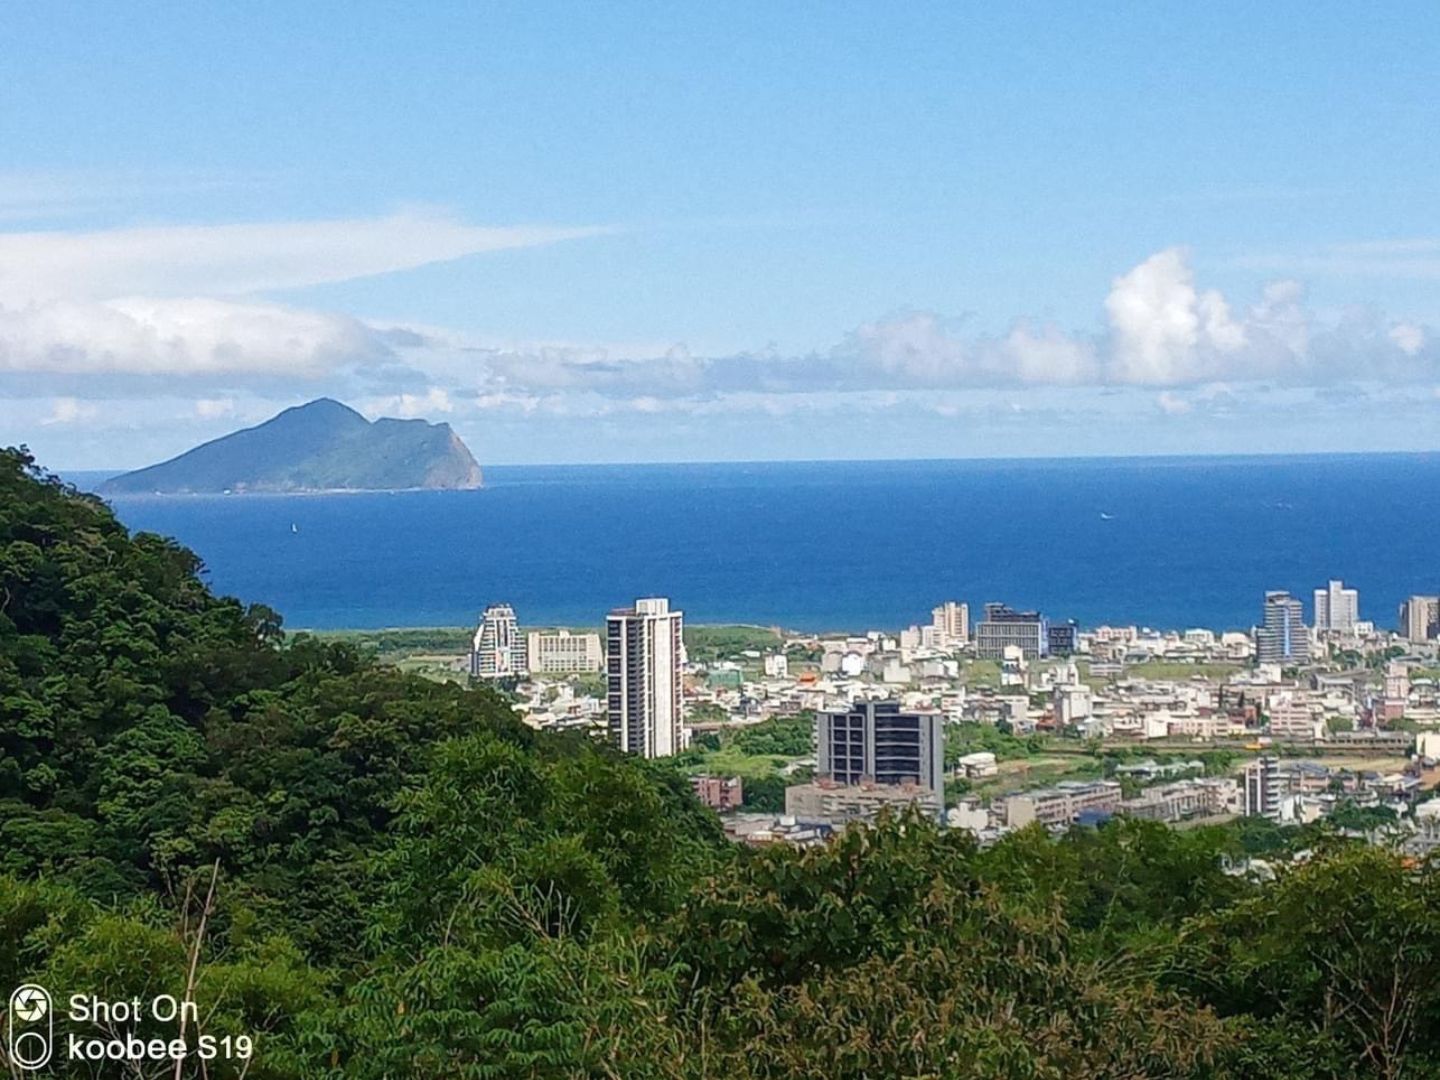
[[68, 455, 1440, 633]]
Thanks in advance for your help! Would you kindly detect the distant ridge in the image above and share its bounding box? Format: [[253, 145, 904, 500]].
[[100, 398, 484, 494]]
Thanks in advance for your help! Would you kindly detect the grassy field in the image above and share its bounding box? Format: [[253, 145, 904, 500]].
[[1306, 755, 1410, 773], [682, 745, 802, 779], [304, 626, 474, 662], [1122, 661, 1246, 680], [684, 624, 783, 664], [966, 755, 1104, 797], [961, 659, 1002, 687]]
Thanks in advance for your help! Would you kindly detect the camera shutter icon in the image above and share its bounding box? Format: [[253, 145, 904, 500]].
[[8, 985, 53, 1070]]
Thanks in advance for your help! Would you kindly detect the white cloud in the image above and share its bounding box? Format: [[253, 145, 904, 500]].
[[1236, 238, 1440, 280], [6, 227, 1440, 456], [847, 312, 1098, 386], [0, 211, 611, 301], [1104, 248, 1250, 384], [194, 397, 237, 419], [40, 396, 99, 425], [362, 387, 455, 419], [1390, 322, 1425, 355], [1155, 391, 1193, 415], [0, 210, 609, 384], [0, 296, 384, 377]]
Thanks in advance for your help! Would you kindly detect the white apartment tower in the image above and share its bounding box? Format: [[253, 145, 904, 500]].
[[1312, 579, 1359, 633], [471, 603, 527, 679], [607, 597, 685, 758], [931, 601, 970, 648]]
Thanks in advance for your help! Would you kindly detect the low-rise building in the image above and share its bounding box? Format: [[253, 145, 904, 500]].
[[1005, 780, 1122, 828], [690, 775, 744, 813], [955, 750, 998, 779], [785, 778, 943, 823], [1118, 779, 1233, 822], [526, 629, 603, 674]]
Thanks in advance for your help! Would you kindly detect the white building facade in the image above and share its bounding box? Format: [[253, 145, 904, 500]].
[[471, 603, 526, 679], [607, 597, 685, 758]]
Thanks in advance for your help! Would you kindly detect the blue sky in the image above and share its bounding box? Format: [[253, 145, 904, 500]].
[[3, 1, 1439, 467]]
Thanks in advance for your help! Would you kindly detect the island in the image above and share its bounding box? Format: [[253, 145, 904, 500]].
[[99, 398, 484, 494]]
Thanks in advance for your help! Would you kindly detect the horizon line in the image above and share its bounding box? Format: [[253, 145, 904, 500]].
[[52, 445, 1440, 476]]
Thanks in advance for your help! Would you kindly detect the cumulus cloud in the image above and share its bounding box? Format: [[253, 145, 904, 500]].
[[0, 296, 386, 377], [384, 246, 1436, 407], [1105, 248, 1248, 384], [5, 226, 1440, 448]]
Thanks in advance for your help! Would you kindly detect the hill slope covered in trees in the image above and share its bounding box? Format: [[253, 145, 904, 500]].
[[3, 446, 1439, 1078]]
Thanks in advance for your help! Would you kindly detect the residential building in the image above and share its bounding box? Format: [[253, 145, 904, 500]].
[[816, 700, 944, 791], [1005, 781, 1122, 828], [526, 629, 603, 674], [1054, 682, 1093, 725], [690, 775, 744, 813], [931, 601, 970, 648], [1312, 579, 1359, 633], [1047, 620, 1079, 657], [975, 602, 1047, 660], [954, 750, 998, 779], [1256, 591, 1309, 665], [1384, 661, 1411, 712], [1266, 693, 1320, 740], [785, 778, 942, 823], [470, 603, 526, 679], [1243, 755, 1282, 820], [1401, 595, 1440, 643], [1118, 779, 1232, 823], [607, 597, 684, 758]]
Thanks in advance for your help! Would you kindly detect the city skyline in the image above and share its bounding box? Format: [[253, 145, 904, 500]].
[[4, 4, 1440, 468]]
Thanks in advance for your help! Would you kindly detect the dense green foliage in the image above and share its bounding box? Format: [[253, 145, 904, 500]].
[[3, 448, 1440, 1078]]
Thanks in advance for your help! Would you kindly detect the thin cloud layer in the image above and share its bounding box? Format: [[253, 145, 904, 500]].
[[0, 212, 610, 300], [0, 211, 607, 384]]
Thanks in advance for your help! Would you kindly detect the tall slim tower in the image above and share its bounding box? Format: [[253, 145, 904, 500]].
[[1312, 579, 1359, 633], [470, 603, 526, 678], [607, 597, 685, 758], [930, 601, 970, 647], [1256, 591, 1309, 665]]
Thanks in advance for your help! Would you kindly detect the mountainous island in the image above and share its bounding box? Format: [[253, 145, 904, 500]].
[[99, 398, 484, 494]]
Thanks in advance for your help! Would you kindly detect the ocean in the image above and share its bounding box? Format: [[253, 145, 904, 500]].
[[71, 454, 1440, 634]]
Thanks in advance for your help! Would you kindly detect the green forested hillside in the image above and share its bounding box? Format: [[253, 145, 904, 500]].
[[3, 446, 1439, 1078]]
